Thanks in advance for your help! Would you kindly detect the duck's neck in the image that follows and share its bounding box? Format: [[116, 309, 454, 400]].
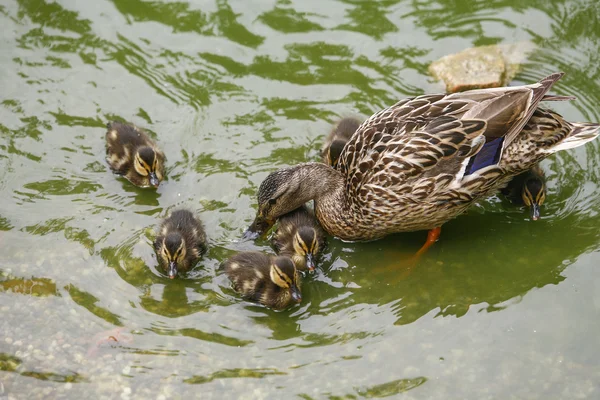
[[291, 163, 353, 237]]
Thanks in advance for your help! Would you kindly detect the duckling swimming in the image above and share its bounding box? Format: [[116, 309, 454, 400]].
[[154, 209, 207, 278], [321, 117, 361, 167], [105, 121, 166, 188], [272, 206, 325, 272], [501, 164, 546, 220], [222, 252, 302, 310]]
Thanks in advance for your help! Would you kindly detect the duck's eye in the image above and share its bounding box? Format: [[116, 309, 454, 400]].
[[268, 198, 277, 205]]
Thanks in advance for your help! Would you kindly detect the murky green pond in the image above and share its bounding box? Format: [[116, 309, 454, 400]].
[[1, 0, 600, 398]]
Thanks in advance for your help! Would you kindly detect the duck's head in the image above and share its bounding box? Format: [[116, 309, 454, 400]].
[[243, 167, 306, 239], [325, 139, 347, 168], [134, 146, 163, 188], [157, 232, 187, 279], [521, 176, 546, 221], [292, 226, 320, 272], [269, 256, 302, 303]]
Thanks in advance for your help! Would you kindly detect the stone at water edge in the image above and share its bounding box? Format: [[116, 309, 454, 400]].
[[429, 42, 536, 93]]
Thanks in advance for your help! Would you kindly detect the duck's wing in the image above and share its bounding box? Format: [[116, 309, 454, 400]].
[[338, 73, 567, 205]]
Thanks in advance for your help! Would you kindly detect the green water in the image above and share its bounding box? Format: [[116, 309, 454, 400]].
[[1, 0, 600, 398]]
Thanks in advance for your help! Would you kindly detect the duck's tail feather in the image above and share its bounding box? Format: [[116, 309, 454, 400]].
[[550, 122, 600, 153], [542, 94, 577, 101]]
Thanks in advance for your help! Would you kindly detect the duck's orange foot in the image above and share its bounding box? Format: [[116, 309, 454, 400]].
[[414, 227, 441, 259], [373, 227, 442, 282]]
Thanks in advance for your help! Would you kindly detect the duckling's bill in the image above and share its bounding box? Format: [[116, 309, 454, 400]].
[[305, 253, 316, 272], [530, 203, 540, 221], [290, 284, 302, 302], [149, 172, 160, 188], [168, 261, 177, 279]]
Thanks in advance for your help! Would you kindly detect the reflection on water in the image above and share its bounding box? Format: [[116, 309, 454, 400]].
[[1, 0, 600, 398]]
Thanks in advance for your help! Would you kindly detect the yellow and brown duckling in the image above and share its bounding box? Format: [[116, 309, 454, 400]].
[[321, 117, 361, 167], [501, 164, 547, 220], [105, 121, 166, 188], [154, 209, 207, 279], [272, 206, 325, 272], [222, 252, 301, 310]]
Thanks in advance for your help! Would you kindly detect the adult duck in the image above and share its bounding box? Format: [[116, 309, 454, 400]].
[[244, 73, 599, 254]]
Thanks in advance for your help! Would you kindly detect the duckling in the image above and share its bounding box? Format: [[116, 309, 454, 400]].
[[321, 117, 361, 167], [501, 164, 547, 220], [222, 252, 302, 310], [154, 209, 207, 278], [272, 206, 325, 272], [105, 121, 166, 188]]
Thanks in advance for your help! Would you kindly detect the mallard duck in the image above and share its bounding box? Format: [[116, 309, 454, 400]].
[[322, 117, 362, 167], [244, 73, 599, 253], [272, 206, 325, 272], [154, 209, 206, 279], [501, 164, 546, 220], [222, 252, 301, 310], [105, 121, 166, 188]]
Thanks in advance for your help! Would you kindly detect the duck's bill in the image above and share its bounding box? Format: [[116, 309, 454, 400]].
[[149, 172, 160, 188], [290, 285, 302, 303], [530, 204, 540, 221], [305, 254, 316, 272], [242, 215, 273, 240], [168, 261, 177, 279]]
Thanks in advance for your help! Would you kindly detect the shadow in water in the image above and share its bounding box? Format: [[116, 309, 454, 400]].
[[184, 367, 286, 385], [0, 353, 87, 383]]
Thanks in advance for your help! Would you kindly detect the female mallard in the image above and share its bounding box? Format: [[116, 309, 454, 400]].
[[501, 164, 546, 220], [105, 121, 166, 188], [244, 73, 599, 253], [322, 117, 362, 167], [154, 209, 206, 278], [222, 252, 302, 310], [272, 206, 325, 272]]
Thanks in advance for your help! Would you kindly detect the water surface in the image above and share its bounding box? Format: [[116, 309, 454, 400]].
[[1, 0, 600, 398]]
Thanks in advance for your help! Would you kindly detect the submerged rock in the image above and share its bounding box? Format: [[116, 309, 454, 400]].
[[429, 42, 536, 93]]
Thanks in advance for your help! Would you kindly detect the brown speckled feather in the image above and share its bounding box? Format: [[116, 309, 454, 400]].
[[250, 73, 600, 242], [321, 72, 599, 239]]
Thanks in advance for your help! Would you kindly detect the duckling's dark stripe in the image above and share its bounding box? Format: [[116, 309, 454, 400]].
[[254, 278, 266, 295], [274, 267, 292, 285], [310, 235, 317, 253], [297, 236, 309, 253], [465, 137, 504, 175]]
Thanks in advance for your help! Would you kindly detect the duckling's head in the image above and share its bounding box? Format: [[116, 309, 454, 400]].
[[521, 176, 546, 221], [292, 226, 320, 272], [334, 117, 360, 139], [269, 257, 301, 303], [158, 232, 187, 279], [134, 146, 162, 188], [326, 139, 347, 168]]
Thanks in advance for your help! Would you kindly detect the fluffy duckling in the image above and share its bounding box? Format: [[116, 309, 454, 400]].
[[223, 252, 302, 310], [154, 209, 207, 278], [105, 121, 166, 188], [321, 117, 361, 167], [272, 206, 325, 272], [501, 164, 547, 220]]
